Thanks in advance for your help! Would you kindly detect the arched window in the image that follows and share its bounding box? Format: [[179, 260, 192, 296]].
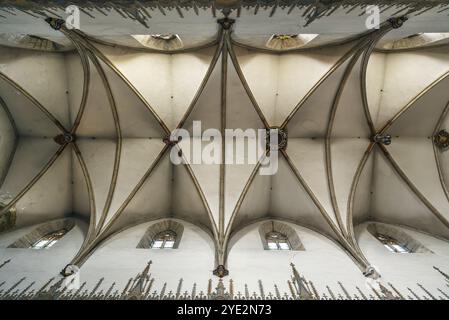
[[265, 34, 318, 50], [367, 223, 432, 254], [151, 230, 177, 249], [378, 32, 449, 50], [31, 228, 68, 249], [131, 34, 183, 50], [8, 219, 75, 249], [375, 233, 409, 253], [0, 34, 64, 51], [266, 231, 291, 250], [137, 220, 183, 249], [259, 221, 305, 251]]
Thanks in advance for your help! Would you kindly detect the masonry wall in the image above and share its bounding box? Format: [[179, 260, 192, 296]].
[[1, 218, 449, 299]]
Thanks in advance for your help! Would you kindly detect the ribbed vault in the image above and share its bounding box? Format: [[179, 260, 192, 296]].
[[1, 13, 449, 279]]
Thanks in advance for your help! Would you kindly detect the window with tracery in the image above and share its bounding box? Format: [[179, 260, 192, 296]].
[[151, 230, 177, 249], [375, 233, 410, 253], [31, 228, 68, 249], [266, 231, 291, 250], [137, 220, 183, 249]]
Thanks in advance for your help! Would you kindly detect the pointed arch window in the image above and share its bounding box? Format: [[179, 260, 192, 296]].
[[151, 230, 177, 249], [367, 223, 432, 254], [259, 221, 304, 251], [379, 32, 449, 50], [137, 220, 183, 249], [375, 233, 409, 253], [32, 228, 68, 249], [8, 219, 75, 249], [131, 34, 183, 50]]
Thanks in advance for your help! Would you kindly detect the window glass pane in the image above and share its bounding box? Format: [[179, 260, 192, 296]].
[[266, 231, 291, 250], [267, 242, 278, 250], [164, 240, 175, 248], [31, 229, 68, 249], [279, 242, 290, 250], [33, 240, 49, 249], [376, 233, 409, 253], [392, 244, 407, 253], [152, 230, 177, 249], [153, 240, 163, 248], [47, 240, 58, 248]]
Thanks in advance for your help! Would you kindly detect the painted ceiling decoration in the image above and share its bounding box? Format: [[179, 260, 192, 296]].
[[0, 1, 449, 302]]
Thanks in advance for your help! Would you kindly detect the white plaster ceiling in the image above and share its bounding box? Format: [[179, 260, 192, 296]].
[[1, 5, 449, 269]]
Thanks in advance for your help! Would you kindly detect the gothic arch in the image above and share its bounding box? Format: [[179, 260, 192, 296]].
[[7, 218, 75, 248], [137, 219, 184, 249], [366, 222, 433, 254], [258, 220, 305, 251]]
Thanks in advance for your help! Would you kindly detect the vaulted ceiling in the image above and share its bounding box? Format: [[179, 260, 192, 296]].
[[1, 2, 449, 275]]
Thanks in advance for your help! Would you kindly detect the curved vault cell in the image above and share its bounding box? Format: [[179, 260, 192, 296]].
[[330, 139, 372, 234], [104, 152, 172, 235], [73, 56, 117, 138], [370, 148, 449, 240], [0, 46, 71, 130], [285, 138, 333, 222], [88, 41, 217, 130], [0, 139, 60, 208], [0, 76, 61, 138], [0, 139, 71, 229], [375, 46, 449, 131], [264, 155, 338, 240], [384, 138, 449, 224], [235, 42, 355, 128], [75, 139, 118, 228], [387, 74, 449, 137], [285, 57, 353, 138]]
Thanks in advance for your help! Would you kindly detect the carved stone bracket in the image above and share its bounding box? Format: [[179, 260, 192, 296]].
[[434, 129, 449, 151], [372, 133, 391, 145], [266, 127, 288, 151], [61, 264, 79, 277], [363, 265, 381, 279], [217, 18, 235, 30], [387, 16, 408, 29], [54, 133, 75, 145], [163, 134, 182, 157], [162, 135, 180, 147], [213, 264, 229, 278]]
